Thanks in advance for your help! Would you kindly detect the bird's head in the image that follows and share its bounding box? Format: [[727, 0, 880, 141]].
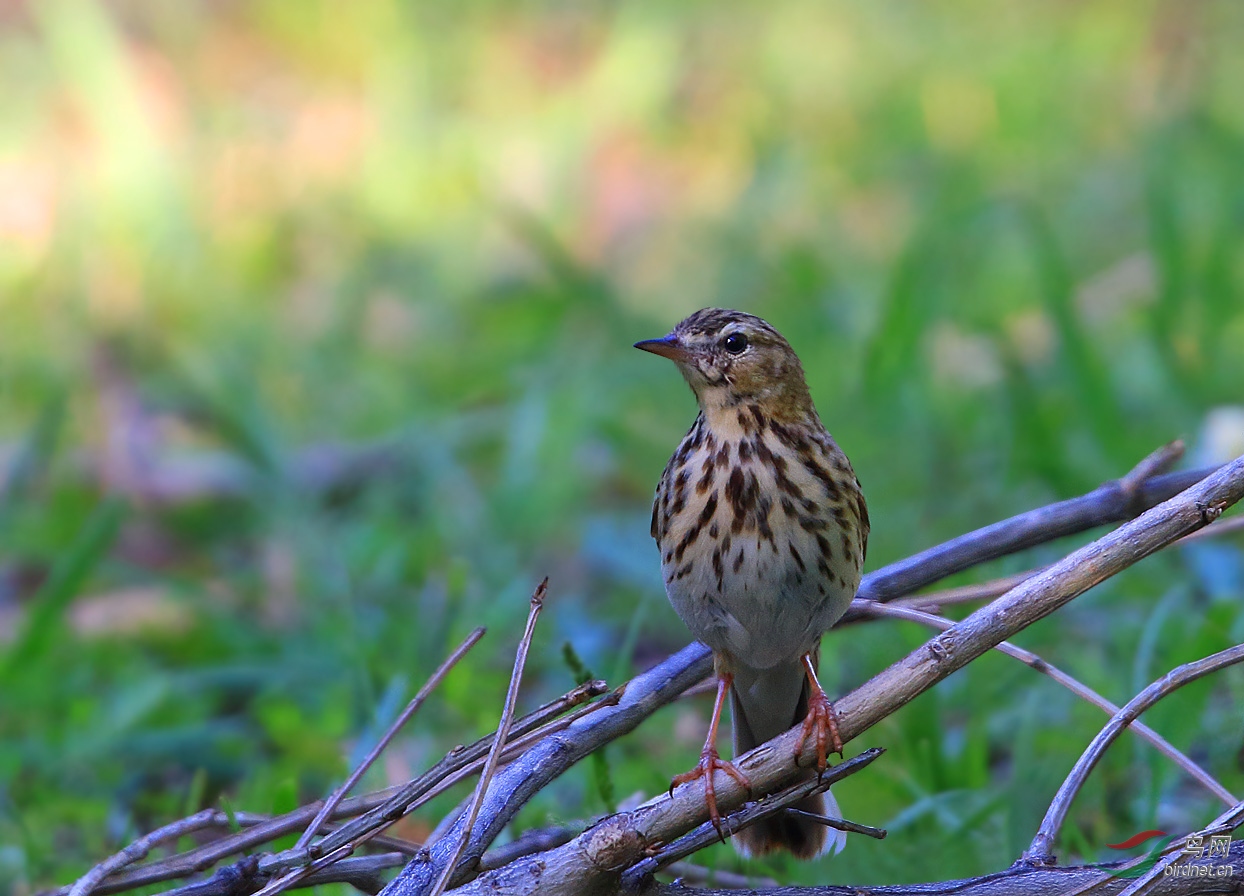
[[635, 308, 815, 423]]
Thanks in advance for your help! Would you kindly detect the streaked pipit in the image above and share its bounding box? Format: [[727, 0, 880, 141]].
[[636, 308, 868, 858]]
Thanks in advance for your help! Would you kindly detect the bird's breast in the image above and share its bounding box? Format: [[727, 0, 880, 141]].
[[654, 412, 867, 668]]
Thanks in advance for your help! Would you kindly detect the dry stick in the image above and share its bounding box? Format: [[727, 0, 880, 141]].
[[374, 639, 714, 896], [783, 807, 887, 839], [297, 627, 487, 851], [620, 749, 885, 891], [257, 591, 548, 896], [1119, 440, 1186, 493], [48, 679, 608, 896], [427, 578, 548, 896], [881, 507, 1244, 619], [1025, 644, 1244, 865], [855, 601, 1236, 807], [879, 510, 1244, 619], [845, 444, 1212, 613], [217, 684, 622, 896], [447, 454, 1244, 896], [66, 810, 228, 896]]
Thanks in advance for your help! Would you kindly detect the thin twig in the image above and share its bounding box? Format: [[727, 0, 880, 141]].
[[428, 578, 548, 896], [246, 628, 487, 896], [782, 807, 886, 840], [297, 627, 486, 850], [477, 825, 582, 872], [67, 809, 226, 896], [620, 749, 885, 890], [888, 570, 1038, 613], [1118, 440, 1184, 496], [239, 680, 620, 894], [276, 681, 617, 872], [876, 509, 1244, 620], [256, 584, 553, 896], [849, 453, 1219, 610], [1025, 644, 1244, 865], [660, 862, 779, 889], [855, 601, 1236, 808]]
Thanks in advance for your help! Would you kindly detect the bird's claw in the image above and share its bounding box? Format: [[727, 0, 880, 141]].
[[798, 690, 844, 773], [669, 748, 751, 841]]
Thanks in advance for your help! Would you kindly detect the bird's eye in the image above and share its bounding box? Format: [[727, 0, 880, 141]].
[[722, 332, 749, 355]]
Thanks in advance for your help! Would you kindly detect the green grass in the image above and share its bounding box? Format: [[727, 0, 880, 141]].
[[2, 1, 1244, 892]]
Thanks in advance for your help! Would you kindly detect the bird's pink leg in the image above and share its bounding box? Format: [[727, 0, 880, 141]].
[[797, 653, 843, 772], [669, 672, 751, 837]]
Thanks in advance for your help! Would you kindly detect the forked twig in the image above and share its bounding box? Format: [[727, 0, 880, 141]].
[[66, 810, 229, 896], [428, 578, 548, 896], [1118, 440, 1185, 496], [855, 601, 1236, 808], [1025, 644, 1244, 865]]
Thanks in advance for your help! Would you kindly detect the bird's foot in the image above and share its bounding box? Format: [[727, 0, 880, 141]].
[[669, 747, 751, 839], [797, 689, 844, 773]]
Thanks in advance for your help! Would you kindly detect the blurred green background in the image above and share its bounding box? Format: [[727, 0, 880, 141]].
[[2, 1, 1244, 892]]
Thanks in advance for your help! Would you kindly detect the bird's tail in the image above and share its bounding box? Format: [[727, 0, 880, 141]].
[[729, 657, 845, 859]]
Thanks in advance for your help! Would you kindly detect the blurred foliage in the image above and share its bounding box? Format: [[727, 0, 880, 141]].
[[2, 0, 1244, 892]]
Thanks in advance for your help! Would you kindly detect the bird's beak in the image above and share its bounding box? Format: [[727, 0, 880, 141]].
[[634, 335, 692, 363]]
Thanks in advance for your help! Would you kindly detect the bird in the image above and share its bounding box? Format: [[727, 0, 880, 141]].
[[635, 308, 869, 859]]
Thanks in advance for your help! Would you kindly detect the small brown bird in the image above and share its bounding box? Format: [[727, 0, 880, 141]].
[[637, 308, 868, 859]]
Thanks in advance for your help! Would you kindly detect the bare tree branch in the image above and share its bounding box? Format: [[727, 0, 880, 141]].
[[1026, 645, 1244, 865], [66, 810, 231, 896], [845, 450, 1218, 613], [856, 601, 1236, 808], [444, 454, 1244, 896]]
